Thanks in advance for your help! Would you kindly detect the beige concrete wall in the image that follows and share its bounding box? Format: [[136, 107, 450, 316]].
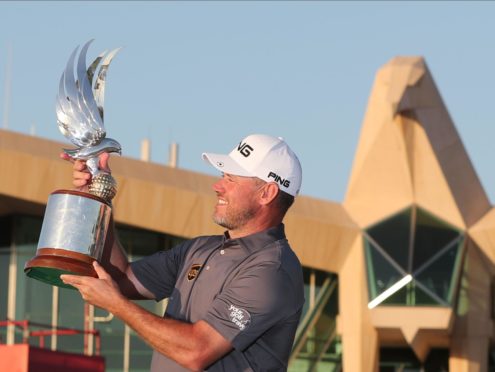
[[0, 129, 358, 273]]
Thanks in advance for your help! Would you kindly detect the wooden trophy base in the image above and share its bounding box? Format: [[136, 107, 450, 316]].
[[24, 248, 98, 290]]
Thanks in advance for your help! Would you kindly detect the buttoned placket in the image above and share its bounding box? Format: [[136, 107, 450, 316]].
[[201, 245, 228, 273], [190, 240, 239, 289]]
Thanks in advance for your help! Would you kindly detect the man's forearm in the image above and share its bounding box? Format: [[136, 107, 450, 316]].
[[110, 297, 229, 370], [100, 218, 151, 299], [100, 218, 128, 275], [62, 244, 231, 369]]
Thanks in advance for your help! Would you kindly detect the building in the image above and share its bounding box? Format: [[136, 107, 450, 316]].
[[1, 56, 494, 371]]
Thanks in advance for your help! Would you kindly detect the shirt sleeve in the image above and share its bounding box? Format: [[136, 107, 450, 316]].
[[202, 253, 302, 351], [130, 240, 191, 301]]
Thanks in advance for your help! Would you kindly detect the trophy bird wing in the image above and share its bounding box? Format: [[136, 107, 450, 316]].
[[56, 40, 104, 148], [93, 47, 122, 122], [55, 40, 120, 150]]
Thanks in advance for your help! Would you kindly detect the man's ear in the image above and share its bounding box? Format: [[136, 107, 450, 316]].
[[259, 183, 279, 205]]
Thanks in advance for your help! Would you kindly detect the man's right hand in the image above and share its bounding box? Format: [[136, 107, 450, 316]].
[[59, 152, 111, 192]]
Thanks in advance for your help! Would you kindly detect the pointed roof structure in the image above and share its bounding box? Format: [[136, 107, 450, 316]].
[[344, 56, 490, 229]]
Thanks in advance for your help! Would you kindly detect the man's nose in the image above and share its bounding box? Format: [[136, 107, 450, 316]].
[[213, 178, 224, 192]]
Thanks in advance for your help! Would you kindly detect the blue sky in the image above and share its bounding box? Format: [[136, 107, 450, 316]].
[[1, 2, 495, 203]]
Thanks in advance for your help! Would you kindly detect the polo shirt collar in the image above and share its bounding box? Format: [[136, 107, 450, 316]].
[[223, 223, 286, 254]]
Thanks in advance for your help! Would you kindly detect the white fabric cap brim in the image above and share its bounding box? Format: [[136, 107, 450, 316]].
[[202, 152, 253, 177]]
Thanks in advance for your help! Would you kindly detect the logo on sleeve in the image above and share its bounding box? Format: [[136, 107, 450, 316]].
[[228, 304, 251, 331], [187, 264, 202, 281]]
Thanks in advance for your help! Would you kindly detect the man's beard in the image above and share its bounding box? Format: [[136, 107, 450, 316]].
[[213, 205, 257, 231]]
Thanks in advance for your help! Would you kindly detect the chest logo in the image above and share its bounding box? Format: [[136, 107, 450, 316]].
[[187, 264, 202, 281], [228, 304, 251, 331]]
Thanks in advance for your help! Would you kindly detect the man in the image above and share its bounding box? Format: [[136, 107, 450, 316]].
[[61, 134, 304, 371]]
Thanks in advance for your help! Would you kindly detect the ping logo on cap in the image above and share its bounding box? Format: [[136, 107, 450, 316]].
[[237, 142, 254, 157], [268, 171, 290, 188], [202, 134, 302, 196]]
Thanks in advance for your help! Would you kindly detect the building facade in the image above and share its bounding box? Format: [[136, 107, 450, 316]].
[[1, 56, 495, 371]]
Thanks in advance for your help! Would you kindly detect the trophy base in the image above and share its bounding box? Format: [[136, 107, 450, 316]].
[[24, 248, 98, 290]]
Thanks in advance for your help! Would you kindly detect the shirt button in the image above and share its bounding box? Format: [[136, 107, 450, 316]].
[[206, 266, 210, 270], [220, 249, 225, 255]]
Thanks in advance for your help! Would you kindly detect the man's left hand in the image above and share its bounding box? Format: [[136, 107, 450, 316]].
[[61, 261, 126, 312]]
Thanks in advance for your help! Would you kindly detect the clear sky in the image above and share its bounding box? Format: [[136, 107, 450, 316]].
[[1, 1, 495, 204]]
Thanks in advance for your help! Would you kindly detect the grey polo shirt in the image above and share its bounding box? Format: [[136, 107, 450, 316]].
[[130, 224, 304, 371]]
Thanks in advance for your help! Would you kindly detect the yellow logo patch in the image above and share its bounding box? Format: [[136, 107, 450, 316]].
[[187, 264, 202, 281]]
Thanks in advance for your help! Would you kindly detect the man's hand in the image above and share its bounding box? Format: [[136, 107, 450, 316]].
[[60, 261, 126, 313], [59, 152, 112, 192]]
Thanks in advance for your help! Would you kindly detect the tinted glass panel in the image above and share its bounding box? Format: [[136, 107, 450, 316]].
[[416, 244, 461, 303], [367, 208, 411, 271], [97, 317, 125, 372], [289, 272, 340, 371], [57, 288, 86, 353], [413, 209, 459, 271], [300, 302, 335, 359], [412, 283, 441, 306], [302, 268, 312, 319], [0, 216, 11, 343], [117, 224, 185, 257], [130, 331, 154, 371], [380, 282, 440, 306], [14, 216, 54, 344], [381, 282, 408, 305], [366, 240, 404, 299]]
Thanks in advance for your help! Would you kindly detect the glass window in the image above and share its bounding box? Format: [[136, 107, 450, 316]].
[[367, 208, 411, 270], [290, 269, 341, 371], [117, 223, 185, 257], [57, 289, 85, 353], [413, 209, 459, 271], [14, 216, 54, 344], [364, 206, 464, 307], [415, 243, 463, 303], [365, 239, 405, 299], [0, 216, 12, 343], [382, 282, 439, 306]]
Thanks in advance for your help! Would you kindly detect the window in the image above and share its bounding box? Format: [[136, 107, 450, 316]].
[[289, 269, 341, 371], [365, 206, 464, 307]]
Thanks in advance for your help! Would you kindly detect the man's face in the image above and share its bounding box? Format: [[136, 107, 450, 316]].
[[212, 173, 264, 231]]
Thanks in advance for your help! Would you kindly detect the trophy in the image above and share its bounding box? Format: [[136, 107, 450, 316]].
[[25, 40, 122, 289]]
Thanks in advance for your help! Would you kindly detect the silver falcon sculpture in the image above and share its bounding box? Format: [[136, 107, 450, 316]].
[[55, 40, 122, 201]]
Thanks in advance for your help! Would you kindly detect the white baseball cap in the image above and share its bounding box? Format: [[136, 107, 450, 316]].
[[202, 134, 302, 196]]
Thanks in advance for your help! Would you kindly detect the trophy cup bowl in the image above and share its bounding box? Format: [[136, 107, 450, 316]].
[[24, 190, 113, 288], [24, 40, 121, 289]]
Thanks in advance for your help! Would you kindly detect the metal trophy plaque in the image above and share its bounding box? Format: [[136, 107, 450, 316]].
[[25, 40, 122, 289]]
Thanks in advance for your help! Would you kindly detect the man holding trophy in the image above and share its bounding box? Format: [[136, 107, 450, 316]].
[[32, 40, 305, 371]]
